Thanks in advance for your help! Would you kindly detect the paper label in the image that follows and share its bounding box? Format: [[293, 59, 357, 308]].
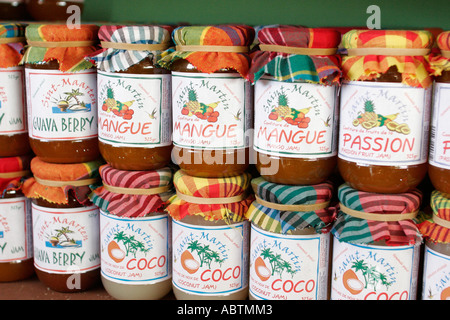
[[339, 81, 431, 166], [254, 77, 338, 158], [100, 211, 171, 285], [429, 82, 450, 169], [171, 72, 253, 150], [32, 204, 100, 274], [249, 225, 330, 300], [172, 219, 249, 296], [0, 197, 32, 262], [331, 234, 420, 300], [25, 68, 97, 141], [421, 245, 450, 300], [0, 67, 26, 135], [97, 71, 172, 148]]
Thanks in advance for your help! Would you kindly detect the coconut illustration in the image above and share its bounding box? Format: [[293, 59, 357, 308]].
[[180, 250, 200, 274], [254, 256, 271, 282], [108, 240, 126, 263], [342, 269, 364, 295]]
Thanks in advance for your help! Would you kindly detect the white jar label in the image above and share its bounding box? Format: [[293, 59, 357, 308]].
[[331, 234, 420, 300], [0, 197, 32, 262], [97, 71, 172, 148], [254, 77, 338, 158], [172, 219, 249, 296], [171, 72, 253, 150], [100, 211, 171, 285], [249, 224, 330, 300], [421, 245, 450, 300], [339, 81, 431, 166], [32, 203, 100, 274], [0, 67, 26, 135], [25, 68, 97, 141], [429, 82, 450, 169]]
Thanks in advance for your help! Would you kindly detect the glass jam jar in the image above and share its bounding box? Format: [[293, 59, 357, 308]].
[[0, 0, 30, 20], [25, 0, 84, 21], [0, 156, 34, 282], [23, 24, 100, 164], [91, 25, 172, 171]]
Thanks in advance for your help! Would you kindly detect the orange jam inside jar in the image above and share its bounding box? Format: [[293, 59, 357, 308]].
[[338, 30, 434, 193], [0, 156, 34, 282], [23, 24, 100, 164], [90, 25, 173, 171], [158, 25, 255, 178], [25, 0, 84, 21]]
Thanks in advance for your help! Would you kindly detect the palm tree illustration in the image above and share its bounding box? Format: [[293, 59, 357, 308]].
[[351, 259, 392, 291], [55, 226, 76, 244], [260, 248, 298, 278], [64, 89, 85, 106], [113, 231, 150, 258], [187, 240, 225, 269]]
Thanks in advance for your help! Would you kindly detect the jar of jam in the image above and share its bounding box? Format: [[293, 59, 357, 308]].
[[25, 0, 84, 21], [428, 31, 450, 194], [338, 30, 434, 193], [417, 191, 450, 300], [0, 156, 34, 282], [331, 183, 422, 300], [0, 23, 31, 157], [89, 25, 173, 171], [248, 26, 342, 185], [0, 0, 30, 20], [90, 164, 174, 300], [23, 24, 100, 164], [246, 177, 336, 300], [166, 169, 254, 300], [23, 157, 102, 292], [158, 25, 255, 178]]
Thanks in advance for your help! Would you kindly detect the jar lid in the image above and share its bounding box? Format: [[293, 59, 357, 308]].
[[22, 24, 99, 72], [89, 25, 173, 73], [90, 164, 174, 218], [0, 22, 26, 68], [246, 176, 336, 234], [165, 169, 254, 222], [429, 31, 450, 74], [22, 157, 102, 205], [247, 26, 341, 85], [157, 25, 255, 77], [417, 190, 450, 244], [332, 183, 422, 246], [0, 155, 31, 196], [341, 29, 434, 88]]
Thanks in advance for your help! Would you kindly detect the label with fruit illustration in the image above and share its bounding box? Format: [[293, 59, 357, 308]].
[[0, 197, 32, 262], [25, 69, 97, 141], [172, 219, 249, 296], [100, 211, 171, 284], [97, 71, 172, 148], [32, 204, 100, 274], [254, 77, 338, 158], [0, 67, 26, 136], [331, 234, 420, 300], [429, 82, 450, 170], [249, 225, 330, 300], [339, 81, 431, 166], [422, 245, 450, 300], [171, 72, 253, 150]]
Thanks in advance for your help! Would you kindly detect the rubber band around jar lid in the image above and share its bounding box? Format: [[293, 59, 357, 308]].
[[339, 203, 419, 221], [100, 41, 170, 51], [432, 213, 450, 229], [102, 183, 172, 195], [0, 37, 26, 44], [255, 195, 330, 211], [26, 40, 97, 48], [0, 170, 30, 178], [175, 45, 249, 53], [346, 47, 430, 56], [259, 44, 337, 55], [441, 50, 450, 59], [175, 190, 247, 204], [34, 176, 99, 187]]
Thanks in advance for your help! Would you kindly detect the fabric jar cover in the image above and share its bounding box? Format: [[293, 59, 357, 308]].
[[247, 25, 342, 85], [245, 176, 336, 235], [90, 164, 174, 218], [341, 29, 434, 88], [0, 23, 26, 69], [332, 183, 422, 246], [157, 25, 255, 77], [428, 31, 450, 75], [22, 157, 102, 206], [417, 191, 450, 244], [21, 24, 99, 72], [0, 156, 31, 197], [88, 25, 173, 72], [165, 169, 254, 222]]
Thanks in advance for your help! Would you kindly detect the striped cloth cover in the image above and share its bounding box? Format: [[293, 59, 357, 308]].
[[157, 25, 255, 77], [428, 31, 450, 75], [247, 26, 342, 85], [417, 191, 450, 243], [0, 23, 25, 68], [332, 183, 422, 246], [165, 169, 254, 222], [0, 156, 31, 198], [90, 164, 174, 218], [341, 29, 434, 88], [245, 176, 336, 234], [89, 25, 173, 72]]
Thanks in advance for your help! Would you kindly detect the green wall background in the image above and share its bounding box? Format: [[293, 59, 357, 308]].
[[82, 0, 450, 30]]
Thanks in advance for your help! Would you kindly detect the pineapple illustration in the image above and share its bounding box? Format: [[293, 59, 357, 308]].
[[181, 87, 220, 123], [101, 86, 135, 120], [268, 91, 312, 129]]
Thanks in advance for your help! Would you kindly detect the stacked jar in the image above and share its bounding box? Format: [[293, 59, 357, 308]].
[[158, 25, 255, 299], [22, 24, 102, 292], [89, 25, 174, 300]]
